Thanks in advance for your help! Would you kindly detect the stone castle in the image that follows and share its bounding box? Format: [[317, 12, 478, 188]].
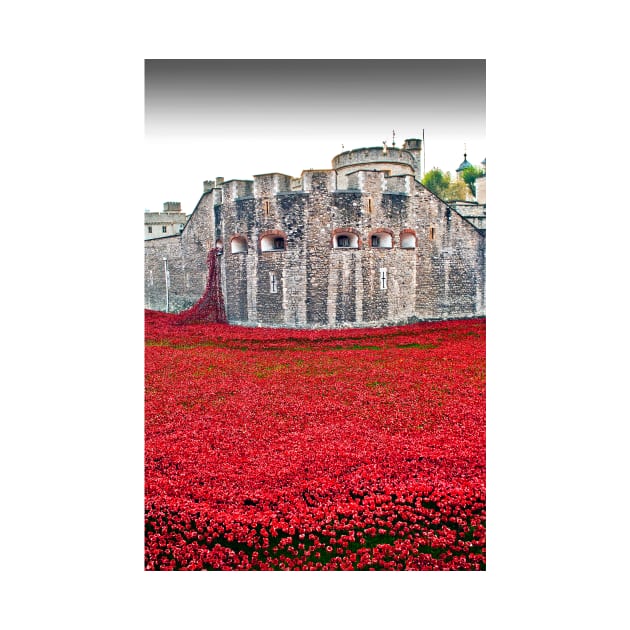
[[144, 139, 486, 328]]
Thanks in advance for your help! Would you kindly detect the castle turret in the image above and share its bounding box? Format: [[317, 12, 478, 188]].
[[163, 201, 182, 213], [332, 145, 417, 190], [402, 138, 422, 178]]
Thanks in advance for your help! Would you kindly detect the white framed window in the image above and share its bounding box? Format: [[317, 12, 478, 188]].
[[400, 231, 417, 248], [370, 232, 392, 248], [379, 268, 387, 290], [260, 233, 286, 252], [231, 236, 248, 253], [162, 225, 167, 233], [333, 232, 359, 248]]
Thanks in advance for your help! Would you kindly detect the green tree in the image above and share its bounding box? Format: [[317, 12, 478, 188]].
[[460, 165, 485, 198], [444, 179, 469, 201], [421, 168, 451, 198]]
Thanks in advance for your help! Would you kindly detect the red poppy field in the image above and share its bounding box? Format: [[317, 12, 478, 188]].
[[145, 311, 486, 570]]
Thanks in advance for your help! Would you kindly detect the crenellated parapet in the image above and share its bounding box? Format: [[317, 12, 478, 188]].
[[144, 140, 484, 327]]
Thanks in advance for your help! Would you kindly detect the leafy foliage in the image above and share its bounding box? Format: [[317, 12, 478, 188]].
[[444, 179, 470, 201], [460, 165, 485, 197], [421, 168, 451, 198]]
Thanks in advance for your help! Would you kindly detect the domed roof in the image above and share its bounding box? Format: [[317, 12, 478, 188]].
[[456, 154, 473, 172]]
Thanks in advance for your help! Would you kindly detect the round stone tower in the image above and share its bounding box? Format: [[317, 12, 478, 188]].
[[332, 142, 421, 189]]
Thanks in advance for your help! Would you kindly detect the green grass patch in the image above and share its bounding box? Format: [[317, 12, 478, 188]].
[[366, 381, 387, 389]]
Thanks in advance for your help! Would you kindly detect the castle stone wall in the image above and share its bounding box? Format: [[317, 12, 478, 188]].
[[144, 143, 485, 328], [144, 190, 217, 312]]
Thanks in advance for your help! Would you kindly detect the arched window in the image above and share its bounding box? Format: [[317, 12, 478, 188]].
[[369, 230, 393, 248], [259, 231, 287, 252], [333, 232, 359, 249], [231, 235, 248, 253], [400, 230, 417, 249]]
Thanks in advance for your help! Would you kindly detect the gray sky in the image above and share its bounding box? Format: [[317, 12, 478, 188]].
[[145, 59, 485, 215]]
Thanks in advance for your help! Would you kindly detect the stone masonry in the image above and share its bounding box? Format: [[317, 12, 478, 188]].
[[144, 140, 485, 328]]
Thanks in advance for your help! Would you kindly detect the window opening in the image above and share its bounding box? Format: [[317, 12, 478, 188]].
[[380, 268, 387, 290], [162, 225, 167, 233], [270, 272, 278, 293], [400, 231, 416, 248], [261, 233, 287, 252], [148, 226, 152, 233], [263, 200, 271, 217], [370, 232, 392, 248], [338, 235, 350, 247], [429, 227, 435, 240], [231, 236, 247, 253]]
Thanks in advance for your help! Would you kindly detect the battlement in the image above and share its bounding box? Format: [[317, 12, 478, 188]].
[[145, 140, 484, 327], [332, 146, 416, 171], [203, 178, 224, 193], [402, 138, 422, 151], [221, 179, 254, 200], [253, 173, 293, 197], [163, 201, 182, 212]]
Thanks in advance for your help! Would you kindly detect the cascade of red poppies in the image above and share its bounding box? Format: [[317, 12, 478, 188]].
[[174, 248, 227, 325]]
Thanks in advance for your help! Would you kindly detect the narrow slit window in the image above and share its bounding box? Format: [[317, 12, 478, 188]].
[[429, 227, 435, 240], [270, 272, 278, 293], [162, 226, 167, 233], [263, 200, 271, 217], [148, 226, 152, 233], [379, 268, 387, 290], [367, 197, 373, 213]]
